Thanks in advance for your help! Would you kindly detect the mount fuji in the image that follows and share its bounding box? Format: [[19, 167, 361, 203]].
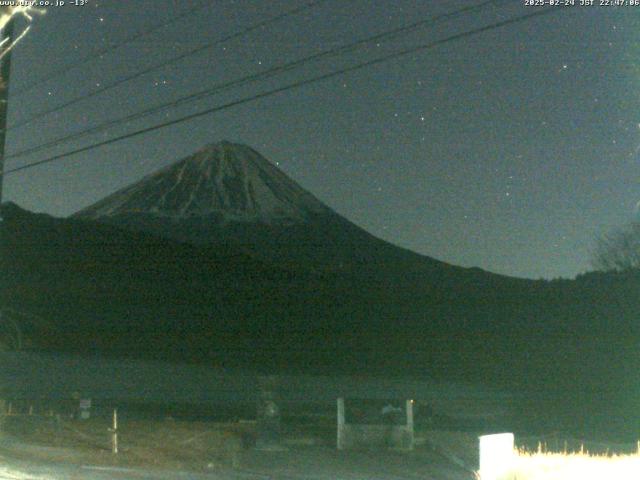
[[76, 141, 332, 224], [74, 141, 468, 279]]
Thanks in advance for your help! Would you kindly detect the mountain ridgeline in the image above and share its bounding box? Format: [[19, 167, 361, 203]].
[[73, 141, 461, 280], [2, 141, 640, 433]]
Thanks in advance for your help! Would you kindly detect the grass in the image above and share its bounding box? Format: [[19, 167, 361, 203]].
[[478, 446, 640, 480], [0, 414, 250, 472]]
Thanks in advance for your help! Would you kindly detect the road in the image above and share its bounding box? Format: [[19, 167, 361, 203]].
[[0, 436, 474, 480]]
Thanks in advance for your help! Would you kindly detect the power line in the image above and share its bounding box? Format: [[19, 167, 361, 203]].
[[7, 0, 506, 160], [11, 0, 214, 98], [7, 0, 328, 131], [2, 6, 569, 177]]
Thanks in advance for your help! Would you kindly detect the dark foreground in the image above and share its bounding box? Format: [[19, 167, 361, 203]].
[[0, 437, 475, 480], [0, 415, 476, 480]]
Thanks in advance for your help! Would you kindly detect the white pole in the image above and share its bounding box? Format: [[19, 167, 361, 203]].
[[405, 399, 414, 451], [111, 409, 118, 454], [337, 398, 345, 450]]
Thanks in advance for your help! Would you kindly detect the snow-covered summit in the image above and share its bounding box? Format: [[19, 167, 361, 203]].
[[75, 141, 332, 223]]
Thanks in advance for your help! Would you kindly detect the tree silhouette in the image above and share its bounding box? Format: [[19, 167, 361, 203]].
[[592, 222, 640, 272]]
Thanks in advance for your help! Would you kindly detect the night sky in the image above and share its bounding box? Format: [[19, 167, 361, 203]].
[[2, 0, 639, 279]]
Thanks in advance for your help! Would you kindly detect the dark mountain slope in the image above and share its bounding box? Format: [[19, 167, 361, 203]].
[[5, 202, 640, 381], [72, 142, 511, 286]]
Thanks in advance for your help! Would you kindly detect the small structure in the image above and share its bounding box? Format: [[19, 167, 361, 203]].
[[78, 398, 91, 420], [255, 375, 285, 451], [337, 397, 414, 451]]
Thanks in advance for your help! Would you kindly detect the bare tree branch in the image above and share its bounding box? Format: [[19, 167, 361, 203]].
[[591, 222, 640, 272]]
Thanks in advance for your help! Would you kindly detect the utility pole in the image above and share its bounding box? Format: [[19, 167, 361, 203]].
[[0, 15, 13, 414], [0, 17, 14, 207]]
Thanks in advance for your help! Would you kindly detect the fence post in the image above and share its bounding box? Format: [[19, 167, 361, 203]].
[[110, 409, 118, 454], [337, 397, 345, 450], [405, 399, 414, 451]]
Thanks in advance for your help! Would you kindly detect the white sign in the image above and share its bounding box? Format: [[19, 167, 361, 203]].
[[479, 433, 514, 480]]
